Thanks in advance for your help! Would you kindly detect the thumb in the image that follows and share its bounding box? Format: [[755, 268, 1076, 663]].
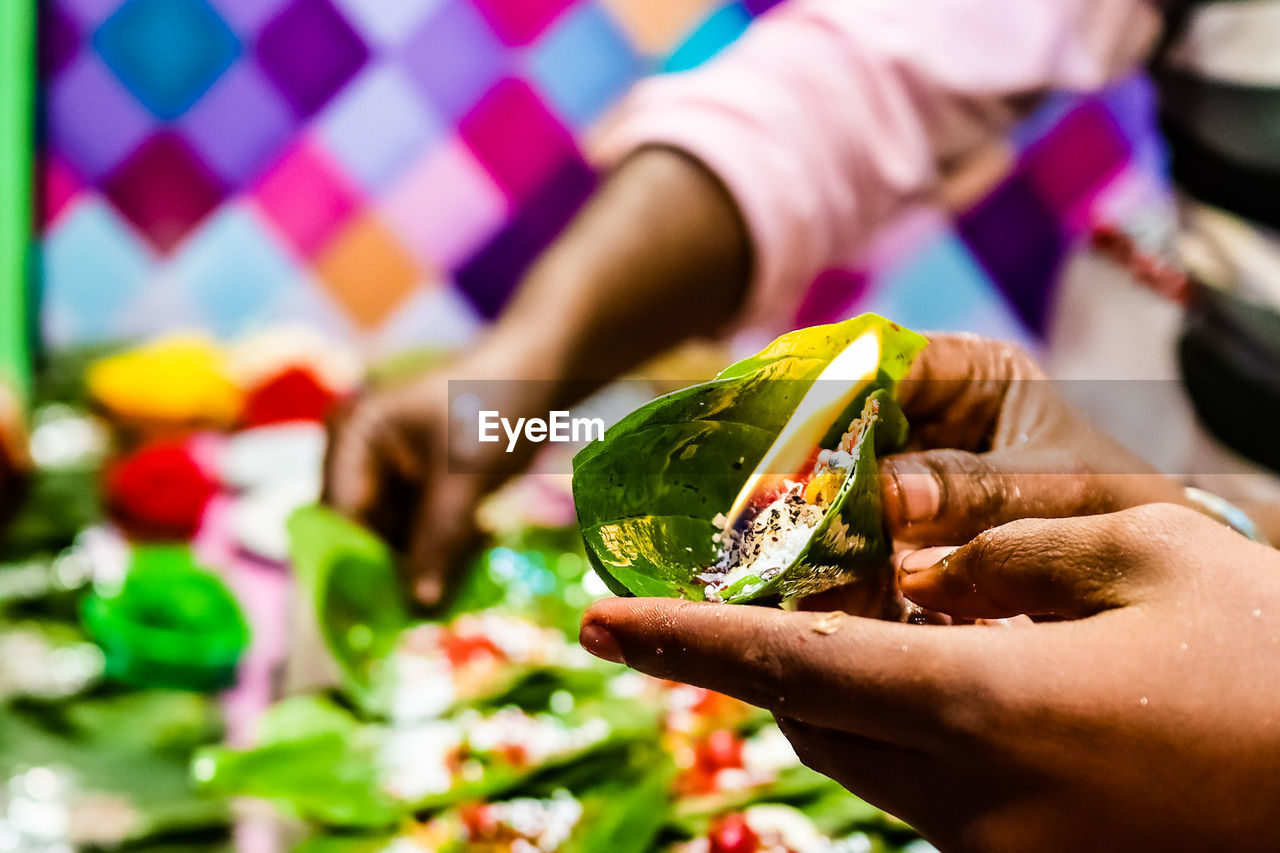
[[898, 512, 1148, 620], [880, 447, 1099, 544]]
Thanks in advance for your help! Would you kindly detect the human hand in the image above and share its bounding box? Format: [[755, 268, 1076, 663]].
[[0, 382, 28, 524], [582, 504, 1280, 852], [323, 346, 551, 606], [879, 334, 1188, 545]]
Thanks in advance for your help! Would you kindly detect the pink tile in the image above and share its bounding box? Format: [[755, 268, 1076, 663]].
[[794, 268, 870, 327], [380, 139, 508, 270], [41, 154, 84, 228], [470, 0, 574, 45], [102, 132, 226, 253], [252, 140, 362, 258], [459, 77, 580, 206], [1024, 101, 1129, 223]]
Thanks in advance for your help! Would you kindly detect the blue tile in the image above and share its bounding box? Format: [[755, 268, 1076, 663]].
[[663, 2, 750, 73], [863, 229, 1031, 342], [94, 0, 241, 120], [42, 198, 154, 344], [527, 3, 645, 129], [169, 204, 300, 337]]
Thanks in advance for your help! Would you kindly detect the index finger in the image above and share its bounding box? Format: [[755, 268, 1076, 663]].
[[581, 597, 1011, 750]]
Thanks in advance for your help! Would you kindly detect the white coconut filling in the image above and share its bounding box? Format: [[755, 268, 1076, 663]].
[[702, 452, 855, 602]]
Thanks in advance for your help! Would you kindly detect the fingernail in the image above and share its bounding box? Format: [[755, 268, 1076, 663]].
[[885, 460, 941, 526], [899, 546, 958, 576], [579, 621, 625, 665], [415, 578, 442, 607]]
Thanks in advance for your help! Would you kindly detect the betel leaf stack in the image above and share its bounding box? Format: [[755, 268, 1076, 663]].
[[572, 315, 927, 604]]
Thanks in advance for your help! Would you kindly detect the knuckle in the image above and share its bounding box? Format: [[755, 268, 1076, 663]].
[[739, 633, 791, 709], [931, 450, 1008, 521], [964, 522, 1022, 572], [989, 338, 1045, 382]]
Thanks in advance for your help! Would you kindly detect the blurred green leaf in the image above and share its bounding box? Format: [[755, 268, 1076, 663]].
[[287, 506, 413, 715]]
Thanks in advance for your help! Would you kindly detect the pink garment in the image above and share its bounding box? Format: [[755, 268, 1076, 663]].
[[595, 0, 1162, 328]]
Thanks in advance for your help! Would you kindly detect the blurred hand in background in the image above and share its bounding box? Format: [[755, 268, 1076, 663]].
[[324, 149, 751, 605], [0, 381, 28, 525]]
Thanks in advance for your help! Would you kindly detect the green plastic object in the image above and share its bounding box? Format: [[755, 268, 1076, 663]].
[[82, 545, 250, 691], [572, 315, 927, 604], [0, 0, 35, 398]]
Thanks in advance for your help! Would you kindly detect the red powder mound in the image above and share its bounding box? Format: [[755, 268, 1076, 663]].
[[241, 366, 341, 427], [106, 441, 215, 539]]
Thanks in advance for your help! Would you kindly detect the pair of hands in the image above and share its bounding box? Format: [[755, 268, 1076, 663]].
[[579, 336, 1280, 851]]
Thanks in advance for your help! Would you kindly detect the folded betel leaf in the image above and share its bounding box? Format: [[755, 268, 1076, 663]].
[[572, 315, 926, 604]]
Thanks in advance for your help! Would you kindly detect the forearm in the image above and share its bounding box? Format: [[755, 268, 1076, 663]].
[[597, 0, 1162, 313], [475, 147, 751, 405]]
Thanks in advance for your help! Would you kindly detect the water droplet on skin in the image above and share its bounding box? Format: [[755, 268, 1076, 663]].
[[901, 644, 909, 652], [1179, 643, 1188, 652], [1139, 697, 1148, 706], [1254, 609, 1263, 618]]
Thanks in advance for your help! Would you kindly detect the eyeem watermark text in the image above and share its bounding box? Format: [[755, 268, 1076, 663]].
[[478, 410, 605, 453]]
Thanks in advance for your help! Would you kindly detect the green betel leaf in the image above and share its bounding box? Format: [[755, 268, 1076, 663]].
[[287, 506, 413, 714], [572, 315, 926, 604]]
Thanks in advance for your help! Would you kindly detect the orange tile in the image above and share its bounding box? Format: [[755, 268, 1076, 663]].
[[315, 214, 423, 329], [601, 0, 718, 54]]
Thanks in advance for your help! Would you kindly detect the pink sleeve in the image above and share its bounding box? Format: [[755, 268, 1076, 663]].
[[593, 0, 1162, 327]]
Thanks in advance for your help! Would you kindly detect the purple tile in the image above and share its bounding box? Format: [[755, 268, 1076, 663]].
[[256, 0, 369, 119], [956, 170, 1066, 338], [470, 0, 574, 45], [403, 1, 508, 120], [47, 53, 154, 181], [210, 0, 295, 34], [103, 131, 227, 253], [54, 0, 119, 27], [454, 157, 595, 318], [179, 62, 295, 186], [1098, 73, 1158, 144], [331, 0, 445, 46], [40, 3, 80, 80], [1024, 100, 1129, 218], [459, 78, 581, 205]]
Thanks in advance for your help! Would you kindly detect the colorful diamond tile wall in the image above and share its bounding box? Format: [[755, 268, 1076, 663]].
[[38, 0, 1162, 353]]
